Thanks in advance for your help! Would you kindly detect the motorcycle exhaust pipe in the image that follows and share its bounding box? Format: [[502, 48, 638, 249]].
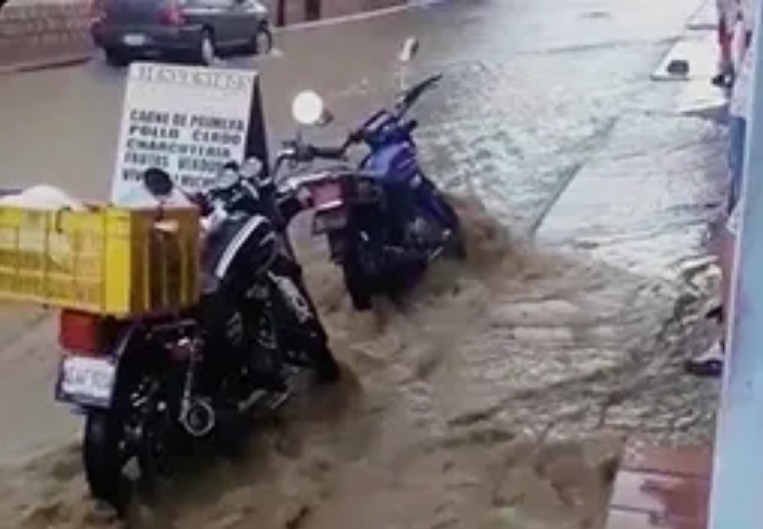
[[181, 399, 216, 437]]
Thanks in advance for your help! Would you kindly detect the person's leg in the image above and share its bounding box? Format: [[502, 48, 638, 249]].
[[713, 18, 735, 86]]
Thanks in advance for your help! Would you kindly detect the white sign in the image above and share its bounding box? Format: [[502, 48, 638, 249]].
[[110, 62, 257, 205]]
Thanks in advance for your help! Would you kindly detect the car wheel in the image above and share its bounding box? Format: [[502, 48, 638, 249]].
[[247, 25, 273, 56], [104, 48, 130, 67], [198, 29, 216, 66]]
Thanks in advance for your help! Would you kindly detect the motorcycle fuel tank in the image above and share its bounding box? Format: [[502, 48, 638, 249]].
[[202, 214, 278, 293], [361, 143, 420, 184]]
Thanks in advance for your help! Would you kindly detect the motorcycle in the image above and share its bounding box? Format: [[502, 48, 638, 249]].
[[55, 160, 340, 512], [274, 38, 465, 311]]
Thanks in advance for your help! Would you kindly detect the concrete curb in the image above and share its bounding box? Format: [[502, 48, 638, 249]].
[[649, 28, 727, 118], [651, 2, 721, 83], [0, 51, 90, 74], [277, 3, 409, 32], [651, 32, 715, 81]]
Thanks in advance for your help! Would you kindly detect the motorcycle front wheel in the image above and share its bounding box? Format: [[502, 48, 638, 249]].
[[430, 196, 466, 259], [418, 179, 467, 260], [307, 342, 341, 383], [341, 259, 374, 312]]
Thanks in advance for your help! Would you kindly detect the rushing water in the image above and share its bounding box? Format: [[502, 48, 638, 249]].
[[0, 0, 726, 526]]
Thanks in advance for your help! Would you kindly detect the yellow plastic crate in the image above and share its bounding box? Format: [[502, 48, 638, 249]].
[[0, 205, 201, 317]]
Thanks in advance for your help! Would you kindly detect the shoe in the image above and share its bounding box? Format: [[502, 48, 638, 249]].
[[711, 71, 735, 88], [705, 304, 723, 322], [711, 73, 734, 90], [684, 341, 724, 377]]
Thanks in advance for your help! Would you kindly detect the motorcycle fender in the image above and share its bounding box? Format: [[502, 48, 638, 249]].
[[57, 323, 142, 411]]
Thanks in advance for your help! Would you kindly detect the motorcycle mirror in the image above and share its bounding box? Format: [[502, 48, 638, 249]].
[[143, 167, 175, 199], [217, 161, 241, 189], [398, 37, 419, 63], [291, 90, 330, 126], [240, 157, 263, 180]]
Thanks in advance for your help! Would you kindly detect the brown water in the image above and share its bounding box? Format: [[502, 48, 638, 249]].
[[0, 196, 719, 529]]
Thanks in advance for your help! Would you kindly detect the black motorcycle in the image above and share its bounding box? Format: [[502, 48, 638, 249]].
[[55, 161, 339, 512]]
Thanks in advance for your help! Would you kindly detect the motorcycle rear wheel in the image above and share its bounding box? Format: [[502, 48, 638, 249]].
[[83, 411, 129, 512], [83, 374, 173, 512]]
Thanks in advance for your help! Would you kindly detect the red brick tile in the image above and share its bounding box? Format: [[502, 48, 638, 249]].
[[610, 470, 710, 520], [621, 443, 713, 479], [605, 508, 706, 529]]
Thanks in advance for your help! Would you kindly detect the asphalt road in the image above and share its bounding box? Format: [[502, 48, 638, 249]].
[[0, 0, 717, 234]]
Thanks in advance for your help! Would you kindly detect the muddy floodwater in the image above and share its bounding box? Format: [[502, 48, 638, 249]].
[[0, 195, 719, 529], [0, 0, 727, 524]]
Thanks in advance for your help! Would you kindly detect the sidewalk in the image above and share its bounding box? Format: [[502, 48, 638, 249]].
[[605, 441, 712, 529], [536, 19, 726, 279], [262, 0, 405, 26], [538, 9, 725, 529]]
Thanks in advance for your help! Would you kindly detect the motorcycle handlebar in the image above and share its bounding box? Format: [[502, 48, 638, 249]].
[[308, 144, 347, 160], [397, 73, 443, 112], [276, 141, 348, 167]]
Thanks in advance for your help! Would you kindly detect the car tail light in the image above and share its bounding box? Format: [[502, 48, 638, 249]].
[[160, 0, 185, 25], [58, 310, 106, 355], [89, 0, 106, 23]]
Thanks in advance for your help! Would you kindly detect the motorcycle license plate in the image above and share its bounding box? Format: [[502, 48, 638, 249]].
[[312, 208, 348, 234], [57, 356, 116, 408], [311, 182, 342, 208]]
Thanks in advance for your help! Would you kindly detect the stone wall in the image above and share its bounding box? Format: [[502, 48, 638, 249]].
[[0, 0, 91, 69]]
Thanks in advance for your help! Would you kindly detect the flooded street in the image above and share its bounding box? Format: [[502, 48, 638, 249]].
[[0, 220, 720, 529], [0, 0, 727, 527]]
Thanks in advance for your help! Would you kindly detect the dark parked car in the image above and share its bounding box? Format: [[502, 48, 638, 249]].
[[90, 0, 273, 66]]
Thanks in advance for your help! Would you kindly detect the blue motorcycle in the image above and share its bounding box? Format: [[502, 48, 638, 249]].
[[275, 50, 465, 311]]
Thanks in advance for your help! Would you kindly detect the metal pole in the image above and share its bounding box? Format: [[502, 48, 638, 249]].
[[708, 1, 763, 528]]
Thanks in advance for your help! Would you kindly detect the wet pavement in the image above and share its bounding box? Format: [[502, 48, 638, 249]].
[[0, 0, 720, 227], [0, 0, 730, 527]]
